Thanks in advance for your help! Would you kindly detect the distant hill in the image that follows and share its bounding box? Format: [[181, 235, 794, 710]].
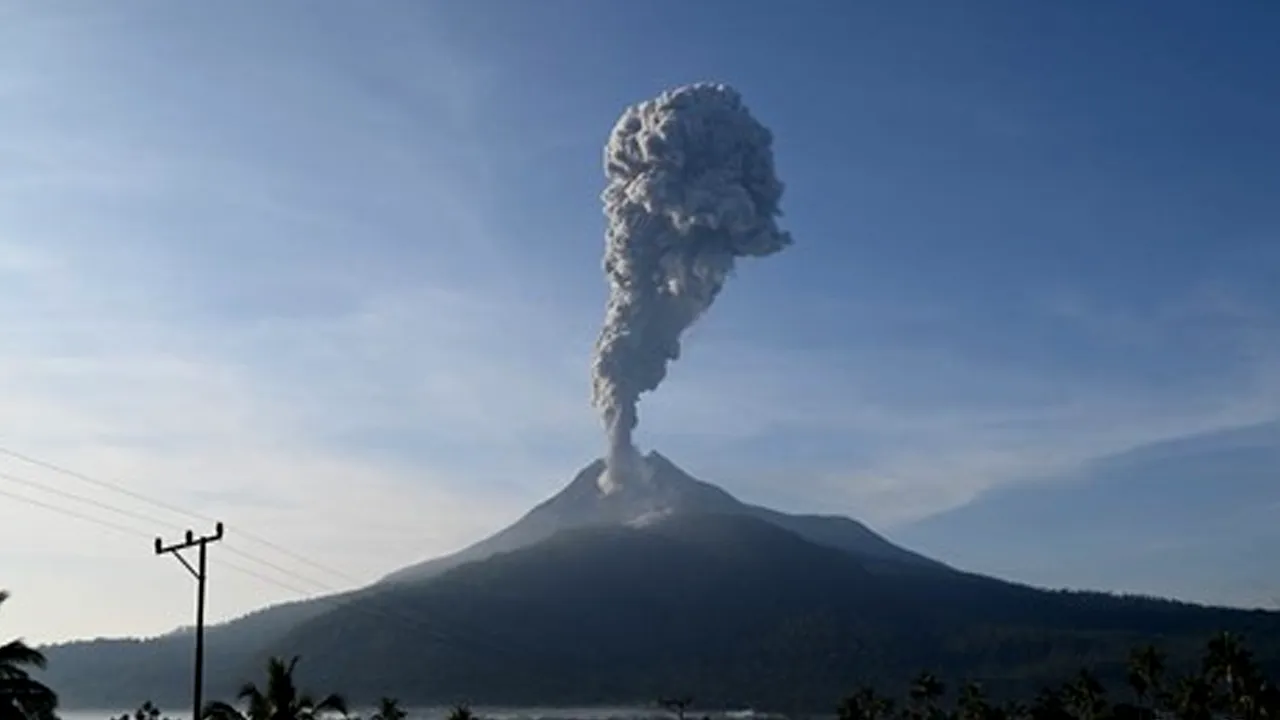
[[40, 593, 350, 709]]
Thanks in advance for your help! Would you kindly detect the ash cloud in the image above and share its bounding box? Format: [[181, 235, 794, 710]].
[[590, 83, 794, 491]]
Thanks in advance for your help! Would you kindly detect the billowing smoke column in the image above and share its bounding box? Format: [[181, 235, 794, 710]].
[[591, 82, 793, 491]]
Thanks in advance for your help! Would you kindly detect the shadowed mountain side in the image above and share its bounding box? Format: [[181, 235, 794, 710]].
[[381, 452, 945, 584], [268, 513, 1280, 711], [898, 421, 1280, 607], [40, 592, 351, 709]]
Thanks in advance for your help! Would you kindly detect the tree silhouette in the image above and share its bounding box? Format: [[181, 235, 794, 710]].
[[1168, 674, 1214, 720], [909, 672, 946, 720], [202, 656, 346, 720], [957, 681, 998, 720], [1061, 669, 1107, 720], [835, 635, 1277, 720], [1126, 644, 1165, 718], [659, 696, 694, 720], [1203, 630, 1262, 717], [445, 704, 474, 720], [0, 591, 58, 720], [113, 701, 174, 720], [837, 686, 894, 720], [370, 699, 405, 720]]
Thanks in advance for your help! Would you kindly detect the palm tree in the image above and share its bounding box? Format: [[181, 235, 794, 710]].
[[203, 656, 346, 720], [113, 701, 170, 720], [1062, 669, 1107, 720], [958, 681, 996, 720], [837, 686, 894, 720], [909, 672, 946, 720], [659, 697, 693, 720], [1203, 631, 1262, 716], [1127, 644, 1165, 718], [370, 699, 405, 720], [445, 705, 474, 720], [0, 591, 58, 720], [1029, 687, 1072, 720], [1168, 675, 1213, 720], [1001, 700, 1030, 720]]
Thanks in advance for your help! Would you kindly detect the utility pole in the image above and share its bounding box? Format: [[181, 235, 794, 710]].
[[156, 523, 224, 720]]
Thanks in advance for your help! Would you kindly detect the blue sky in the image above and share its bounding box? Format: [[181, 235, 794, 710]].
[[1, 1, 1277, 641]]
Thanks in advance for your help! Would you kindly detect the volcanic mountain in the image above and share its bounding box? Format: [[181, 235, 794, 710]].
[[39, 453, 1280, 711], [381, 451, 946, 584]]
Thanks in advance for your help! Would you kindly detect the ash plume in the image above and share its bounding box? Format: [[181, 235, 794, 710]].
[[590, 82, 793, 491]]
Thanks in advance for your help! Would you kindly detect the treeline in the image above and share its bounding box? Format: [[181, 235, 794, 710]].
[[128, 633, 1277, 720], [5, 585, 1278, 720], [835, 632, 1276, 720]]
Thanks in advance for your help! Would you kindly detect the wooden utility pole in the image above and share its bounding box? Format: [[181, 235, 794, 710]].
[[155, 523, 224, 720]]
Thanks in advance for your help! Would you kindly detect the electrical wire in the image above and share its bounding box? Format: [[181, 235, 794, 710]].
[[0, 463, 551, 663], [0, 443, 365, 586]]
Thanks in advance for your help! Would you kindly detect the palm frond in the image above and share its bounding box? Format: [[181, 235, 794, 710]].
[[266, 657, 299, 711], [314, 694, 347, 717], [0, 640, 46, 673], [203, 700, 247, 720], [236, 682, 265, 705]]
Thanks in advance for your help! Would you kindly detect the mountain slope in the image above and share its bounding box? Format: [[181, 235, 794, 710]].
[[382, 452, 944, 583], [270, 513, 1280, 712], [899, 421, 1280, 607], [40, 592, 351, 709]]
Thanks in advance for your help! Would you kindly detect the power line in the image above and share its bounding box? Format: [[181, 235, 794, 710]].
[[0, 479, 555, 665], [0, 484, 151, 539], [0, 469, 345, 593], [0, 468, 186, 533], [221, 544, 340, 594], [0, 481, 308, 594], [0, 445, 202, 523], [0, 443, 368, 586], [213, 557, 314, 597], [0, 445, 565, 663]]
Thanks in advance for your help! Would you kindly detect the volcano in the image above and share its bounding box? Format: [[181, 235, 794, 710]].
[[382, 452, 945, 584], [40, 453, 1280, 711]]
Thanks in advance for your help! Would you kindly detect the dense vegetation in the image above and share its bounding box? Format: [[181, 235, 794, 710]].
[[76, 638, 1280, 720], [834, 632, 1279, 720]]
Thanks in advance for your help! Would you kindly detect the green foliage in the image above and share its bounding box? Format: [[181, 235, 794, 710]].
[[202, 656, 346, 720], [0, 591, 58, 720], [838, 634, 1280, 720]]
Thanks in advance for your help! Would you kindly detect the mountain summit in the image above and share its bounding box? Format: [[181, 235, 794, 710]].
[[382, 450, 944, 584]]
